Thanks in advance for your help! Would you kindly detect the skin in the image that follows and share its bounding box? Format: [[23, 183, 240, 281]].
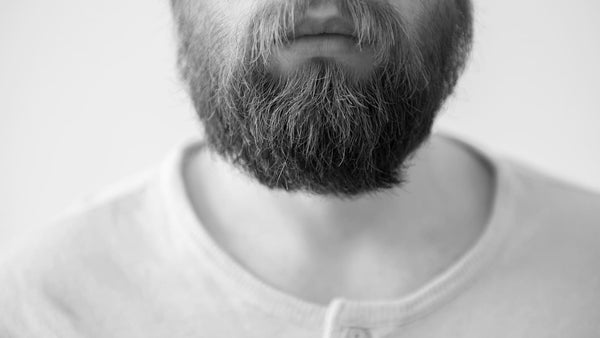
[[178, 0, 492, 303]]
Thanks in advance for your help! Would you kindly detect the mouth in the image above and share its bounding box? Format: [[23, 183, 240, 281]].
[[288, 17, 357, 43], [292, 33, 357, 43], [274, 15, 373, 72]]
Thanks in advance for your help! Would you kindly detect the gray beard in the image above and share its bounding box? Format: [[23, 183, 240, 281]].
[[172, 0, 473, 196]]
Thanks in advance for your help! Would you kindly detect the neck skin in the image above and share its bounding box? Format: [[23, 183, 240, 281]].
[[185, 134, 494, 304]]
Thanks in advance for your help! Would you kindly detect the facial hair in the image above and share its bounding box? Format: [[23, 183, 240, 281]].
[[171, 0, 473, 196]]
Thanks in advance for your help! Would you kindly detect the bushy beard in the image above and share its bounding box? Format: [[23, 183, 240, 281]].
[[171, 0, 473, 196]]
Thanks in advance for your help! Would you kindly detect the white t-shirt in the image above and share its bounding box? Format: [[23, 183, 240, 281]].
[[1, 137, 599, 338]]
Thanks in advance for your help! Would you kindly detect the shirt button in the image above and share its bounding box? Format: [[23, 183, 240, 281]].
[[344, 327, 371, 338]]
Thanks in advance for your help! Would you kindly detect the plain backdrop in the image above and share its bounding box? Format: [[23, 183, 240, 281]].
[[1, 0, 599, 246]]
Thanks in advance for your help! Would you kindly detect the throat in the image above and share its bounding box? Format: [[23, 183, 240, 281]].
[[184, 135, 494, 304]]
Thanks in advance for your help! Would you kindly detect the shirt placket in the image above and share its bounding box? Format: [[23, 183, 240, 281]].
[[323, 300, 376, 338]]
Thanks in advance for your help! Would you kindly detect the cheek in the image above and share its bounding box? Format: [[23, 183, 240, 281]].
[[209, 0, 263, 37], [179, 0, 256, 38], [388, 0, 430, 34], [179, 0, 253, 58]]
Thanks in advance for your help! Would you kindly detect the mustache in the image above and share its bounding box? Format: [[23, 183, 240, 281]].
[[244, 0, 420, 68]]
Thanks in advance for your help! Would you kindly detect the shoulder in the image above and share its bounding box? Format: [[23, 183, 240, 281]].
[[505, 159, 600, 237], [494, 159, 600, 319], [0, 170, 165, 337], [3, 169, 163, 266]]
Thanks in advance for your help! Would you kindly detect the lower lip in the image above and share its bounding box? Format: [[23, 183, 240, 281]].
[[284, 34, 359, 56], [272, 34, 375, 78]]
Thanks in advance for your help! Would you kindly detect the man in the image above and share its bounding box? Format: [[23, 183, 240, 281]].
[[1, 0, 599, 337]]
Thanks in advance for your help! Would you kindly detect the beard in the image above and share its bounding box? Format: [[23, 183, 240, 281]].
[[171, 0, 473, 196]]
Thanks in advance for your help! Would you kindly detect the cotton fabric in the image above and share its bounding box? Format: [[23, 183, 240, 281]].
[[1, 136, 599, 338]]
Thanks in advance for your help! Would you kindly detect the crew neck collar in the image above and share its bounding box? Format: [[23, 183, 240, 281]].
[[159, 133, 517, 329]]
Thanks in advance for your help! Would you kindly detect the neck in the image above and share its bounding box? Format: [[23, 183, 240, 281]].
[[185, 134, 494, 303]]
